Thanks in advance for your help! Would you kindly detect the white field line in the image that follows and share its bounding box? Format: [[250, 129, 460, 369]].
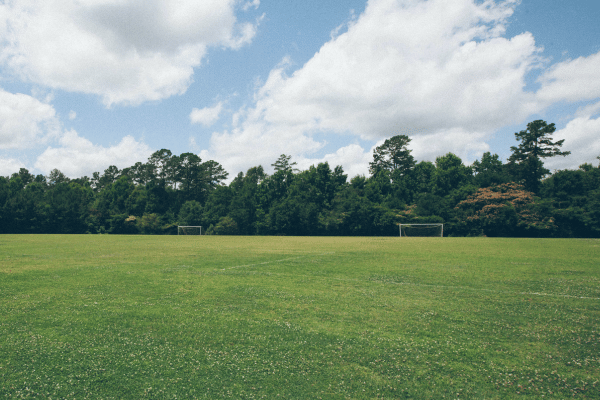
[[223, 254, 332, 271], [363, 279, 600, 301], [219, 253, 599, 301], [223, 256, 303, 270]]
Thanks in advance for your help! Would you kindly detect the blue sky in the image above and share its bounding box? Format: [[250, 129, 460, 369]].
[[1, 0, 599, 180]]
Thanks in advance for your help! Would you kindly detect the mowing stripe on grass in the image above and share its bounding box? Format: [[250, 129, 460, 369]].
[[218, 252, 600, 302], [224, 256, 305, 270], [224, 252, 336, 271], [365, 278, 600, 301]]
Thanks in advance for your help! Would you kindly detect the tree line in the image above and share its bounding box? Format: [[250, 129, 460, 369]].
[[1, 120, 599, 237]]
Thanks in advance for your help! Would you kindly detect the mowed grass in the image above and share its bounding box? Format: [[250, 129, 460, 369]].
[[1, 235, 599, 399]]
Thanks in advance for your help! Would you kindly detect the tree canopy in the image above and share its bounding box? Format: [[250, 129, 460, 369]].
[[1, 120, 597, 237], [369, 134, 415, 178]]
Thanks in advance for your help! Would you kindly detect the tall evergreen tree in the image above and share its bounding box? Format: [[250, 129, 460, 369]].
[[508, 120, 570, 193], [369, 135, 415, 178], [47, 169, 70, 186], [147, 149, 175, 187], [174, 153, 204, 201], [271, 154, 298, 173], [201, 160, 229, 189]]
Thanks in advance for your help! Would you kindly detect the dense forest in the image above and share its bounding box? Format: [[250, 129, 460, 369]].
[[1, 120, 599, 237]]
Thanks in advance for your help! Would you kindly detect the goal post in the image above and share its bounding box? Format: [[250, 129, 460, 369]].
[[177, 226, 202, 235], [399, 223, 443, 237]]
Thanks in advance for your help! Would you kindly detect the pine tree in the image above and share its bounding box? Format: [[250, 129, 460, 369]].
[[508, 120, 570, 193], [369, 135, 415, 177]]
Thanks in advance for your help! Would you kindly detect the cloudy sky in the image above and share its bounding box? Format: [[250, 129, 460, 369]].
[[1, 0, 599, 179]]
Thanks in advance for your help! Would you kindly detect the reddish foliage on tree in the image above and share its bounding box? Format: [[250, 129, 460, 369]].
[[456, 182, 556, 237]]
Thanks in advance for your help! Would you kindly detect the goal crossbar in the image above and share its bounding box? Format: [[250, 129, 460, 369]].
[[399, 223, 443, 237], [177, 226, 202, 235]]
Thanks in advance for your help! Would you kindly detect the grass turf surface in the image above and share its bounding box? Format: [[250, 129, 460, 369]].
[[0, 235, 599, 399]]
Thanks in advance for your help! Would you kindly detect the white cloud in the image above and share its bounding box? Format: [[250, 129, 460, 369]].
[[252, 0, 541, 138], [537, 52, 600, 105], [200, 113, 324, 176], [294, 129, 491, 179], [0, 89, 60, 149], [546, 102, 600, 171], [190, 102, 224, 127], [203, 0, 544, 176], [0, 0, 260, 106], [35, 130, 153, 177], [69, 110, 77, 120], [0, 157, 26, 177], [299, 144, 373, 178], [410, 129, 490, 164], [242, 0, 260, 12]]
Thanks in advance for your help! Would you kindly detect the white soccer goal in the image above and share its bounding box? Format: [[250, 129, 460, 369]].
[[399, 223, 444, 237], [177, 226, 202, 235]]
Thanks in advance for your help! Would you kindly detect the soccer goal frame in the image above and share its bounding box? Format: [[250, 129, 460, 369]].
[[177, 226, 202, 235], [399, 223, 444, 237]]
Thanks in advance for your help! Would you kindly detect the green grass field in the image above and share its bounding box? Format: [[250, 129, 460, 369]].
[[1, 235, 599, 399]]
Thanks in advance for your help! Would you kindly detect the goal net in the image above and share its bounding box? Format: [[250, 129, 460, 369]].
[[399, 224, 443, 237], [177, 226, 202, 235]]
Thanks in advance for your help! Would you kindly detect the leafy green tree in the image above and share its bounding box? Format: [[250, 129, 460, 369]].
[[47, 169, 69, 186], [11, 168, 34, 187], [211, 216, 239, 235], [91, 171, 101, 191], [349, 175, 367, 192], [406, 161, 435, 199], [267, 175, 320, 236], [365, 170, 393, 204], [256, 155, 297, 211], [265, 198, 309, 235], [125, 185, 148, 216], [89, 176, 135, 232], [203, 185, 234, 228], [33, 174, 47, 185], [137, 213, 164, 234], [329, 187, 397, 236], [292, 162, 341, 209], [369, 135, 415, 178], [432, 153, 472, 197], [472, 152, 509, 187], [147, 149, 175, 187], [178, 200, 203, 226], [332, 165, 348, 188], [415, 192, 444, 217], [3, 177, 46, 233], [144, 180, 174, 215], [508, 120, 570, 193], [541, 167, 600, 237], [258, 162, 347, 236], [45, 182, 93, 233], [229, 167, 265, 234], [122, 162, 153, 186], [0, 177, 9, 232], [311, 163, 333, 207], [97, 165, 121, 189], [174, 152, 204, 202]]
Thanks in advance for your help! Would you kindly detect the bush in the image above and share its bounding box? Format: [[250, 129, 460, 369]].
[[178, 200, 203, 226], [212, 216, 239, 235]]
